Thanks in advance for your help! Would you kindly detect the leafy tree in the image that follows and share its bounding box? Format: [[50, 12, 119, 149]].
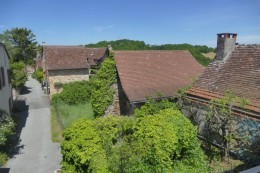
[[86, 40, 214, 66], [61, 100, 209, 173], [10, 61, 27, 89], [0, 27, 38, 64]]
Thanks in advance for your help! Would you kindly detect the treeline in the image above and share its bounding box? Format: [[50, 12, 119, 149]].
[[86, 39, 215, 66]]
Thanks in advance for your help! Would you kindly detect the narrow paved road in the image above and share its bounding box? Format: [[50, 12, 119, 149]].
[[6, 75, 62, 173]]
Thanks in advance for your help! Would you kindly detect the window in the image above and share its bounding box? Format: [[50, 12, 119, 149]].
[[1, 67, 5, 87]]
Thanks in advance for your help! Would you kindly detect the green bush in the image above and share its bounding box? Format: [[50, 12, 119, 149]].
[[0, 152, 8, 167], [35, 67, 43, 82], [91, 52, 117, 117], [61, 101, 209, 172], [0, 110, 15, 146], [11, 61, 27, 89], [61, 119, 109, 173], [51, 80, 92, 105]]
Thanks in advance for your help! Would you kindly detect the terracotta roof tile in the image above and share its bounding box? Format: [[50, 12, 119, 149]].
[[114, 50, 205, 102], [44, 46, 107, 70], [189, 44, 260, 113]]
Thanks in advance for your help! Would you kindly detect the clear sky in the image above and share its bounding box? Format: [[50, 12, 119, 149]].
[[1, 0, 260, 48]]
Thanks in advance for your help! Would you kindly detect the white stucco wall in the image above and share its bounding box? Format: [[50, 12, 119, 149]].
[[0, 45, 12, 115]]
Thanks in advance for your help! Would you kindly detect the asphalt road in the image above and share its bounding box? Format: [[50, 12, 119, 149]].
[[6, 75, 62, 173]]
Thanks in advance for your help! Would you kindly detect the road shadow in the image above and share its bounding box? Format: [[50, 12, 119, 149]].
[[19, 86, 32, 95], [0, 168, 10, 173], [8, 94, 29, 158]]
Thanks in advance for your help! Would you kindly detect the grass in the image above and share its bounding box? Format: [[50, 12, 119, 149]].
[[51, 106, 63, 143], [51, 102, 94, 142]]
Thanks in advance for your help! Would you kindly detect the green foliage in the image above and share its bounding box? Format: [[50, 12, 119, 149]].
[[61, 101, 209, 172], [91, 52, 117, 117], [32, 67, 43, 83], [51, 80, 92, 105], [0, 27, 37, 64], [10, 61, 27, 88], [87, 39, 148, 50], [134, 109, 209, 172], [0, 152, 8, 167], [86, 40, 214, 66], [53, 81, 63, 88], [61, 119, 109, 173], [135, 98, 177, 118], [0, 110, 15, 146], [206, 90, 250, 158]]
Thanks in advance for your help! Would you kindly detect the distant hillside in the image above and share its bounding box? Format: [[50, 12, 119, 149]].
[[86, 39, 215, 66]]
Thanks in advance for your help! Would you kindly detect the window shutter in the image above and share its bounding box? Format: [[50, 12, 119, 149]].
[[7, 69, 11, 85], [1, 67, 5, 87], [0, 68, 2, 90]]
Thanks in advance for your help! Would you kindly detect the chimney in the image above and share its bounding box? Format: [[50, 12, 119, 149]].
[[107, 45, 113, 51], [216, 33, 237, 61]]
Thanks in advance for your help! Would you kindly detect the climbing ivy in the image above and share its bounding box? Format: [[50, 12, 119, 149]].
[[91, 52, 117, 117]]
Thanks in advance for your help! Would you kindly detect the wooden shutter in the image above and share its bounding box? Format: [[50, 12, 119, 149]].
[[7, 69, 11, 85], [1, 67, 5, 87], [0, 67, 2, 90]]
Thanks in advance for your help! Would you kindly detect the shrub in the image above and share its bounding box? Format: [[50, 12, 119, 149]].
[[10, 61, 27, 89], [0, 110, 15, 146], [61, 101, 209, 172], [51, 80, 91, 105], [61, 119, 109, 173], [0, 152, 8, 167], [35, 67, 43, 82]]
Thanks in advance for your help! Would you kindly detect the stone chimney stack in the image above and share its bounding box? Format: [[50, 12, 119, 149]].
[[216, 33, 237, 61]]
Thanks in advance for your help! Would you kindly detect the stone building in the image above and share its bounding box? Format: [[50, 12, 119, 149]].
[[0, 43, 12, 115], [184, 33, 260, 160], [114, 50, 205, 115], [42, 46, 109, 95]]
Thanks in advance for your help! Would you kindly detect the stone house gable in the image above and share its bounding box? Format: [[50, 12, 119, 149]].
[[41, 45, 109, 95]]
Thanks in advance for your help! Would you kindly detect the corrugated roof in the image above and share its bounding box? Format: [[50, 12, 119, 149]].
[[44, 46, 107, 70], [114, 50, 205, 102]]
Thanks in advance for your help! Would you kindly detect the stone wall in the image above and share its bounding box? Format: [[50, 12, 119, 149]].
[[48, 69, 89, 96], [104, 83, 120, 116], [182, 99, 260, 162]]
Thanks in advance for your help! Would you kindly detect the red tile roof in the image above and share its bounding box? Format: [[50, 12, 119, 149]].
[[43, 46, 107, 70], [188, 44, 260, 113], [114, 50, 205, 102]]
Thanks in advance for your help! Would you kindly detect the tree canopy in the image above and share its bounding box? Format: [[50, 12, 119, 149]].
[[0, 27, 38, 64], [86, 39, 215, 66]]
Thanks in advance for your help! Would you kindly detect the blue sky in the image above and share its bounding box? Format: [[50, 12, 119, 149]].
[[1, 0, 260, 47]]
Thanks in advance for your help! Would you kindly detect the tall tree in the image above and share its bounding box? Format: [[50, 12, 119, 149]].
[[0, 27, 38, 64]]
